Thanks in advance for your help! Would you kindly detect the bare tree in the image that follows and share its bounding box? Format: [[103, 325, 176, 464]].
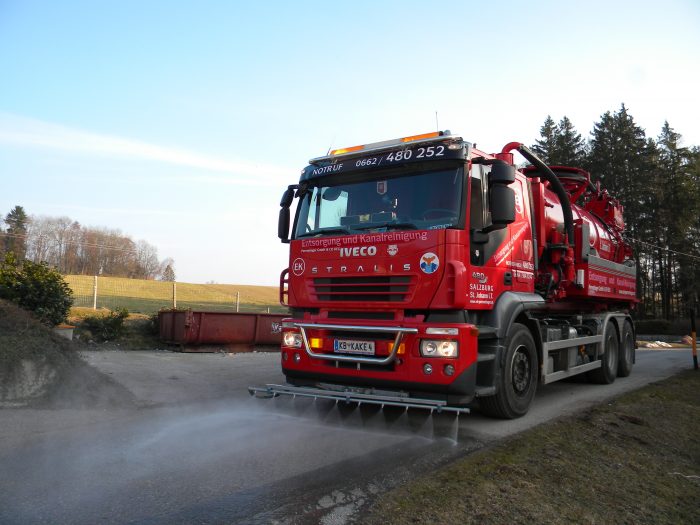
[[23, 212, 175, 280]]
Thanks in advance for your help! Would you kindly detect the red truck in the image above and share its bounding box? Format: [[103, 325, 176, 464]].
[[250, 131, 637, 418]]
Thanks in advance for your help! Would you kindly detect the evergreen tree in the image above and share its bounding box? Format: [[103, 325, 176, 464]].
[[4, 205, 29, 260], [162, 264, 176, 282], [586, 105, 652, 227], [687, 147, 700, 312], [555, 116, 587, 166], [655, 122, 700, 316], [0, 211, 4, 259], [586, 105, 657, 316], [532, 115, 586, 166], [532, 115, 558, 164]]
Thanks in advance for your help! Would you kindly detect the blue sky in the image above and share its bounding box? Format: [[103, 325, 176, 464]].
[[1, 0, 699, 285]]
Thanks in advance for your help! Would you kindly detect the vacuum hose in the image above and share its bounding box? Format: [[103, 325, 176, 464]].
[[501, 142, 575, 245]]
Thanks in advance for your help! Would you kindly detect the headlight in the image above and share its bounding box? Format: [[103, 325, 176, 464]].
[[420, 339, 458, 358], [282, 331, 302, 348]]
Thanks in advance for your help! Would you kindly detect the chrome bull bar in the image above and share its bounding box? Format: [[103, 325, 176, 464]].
[[248, 383, 470, 415], [294, 322, 418, 365]]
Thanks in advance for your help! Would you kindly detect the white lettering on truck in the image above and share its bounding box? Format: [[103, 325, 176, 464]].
[[311, 263, 411, 274]]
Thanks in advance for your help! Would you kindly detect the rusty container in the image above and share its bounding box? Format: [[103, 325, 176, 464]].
[[159, 310, 286, 350]]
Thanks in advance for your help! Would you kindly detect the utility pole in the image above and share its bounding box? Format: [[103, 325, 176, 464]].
[[173, 282, 177, 309], [236, 291, 240, 313]]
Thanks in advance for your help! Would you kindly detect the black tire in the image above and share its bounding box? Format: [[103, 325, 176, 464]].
[[617, 320, 635, 377], [480, 323, 538, 419], [588, 321, 619, 384]]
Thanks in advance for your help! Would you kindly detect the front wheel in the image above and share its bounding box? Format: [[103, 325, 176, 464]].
[[479, 323, 538, 419]]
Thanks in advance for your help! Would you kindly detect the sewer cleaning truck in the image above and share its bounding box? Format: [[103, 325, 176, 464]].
[[249, 131, 637, 418]]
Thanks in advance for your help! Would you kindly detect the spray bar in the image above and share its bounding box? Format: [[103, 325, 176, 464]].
[[248, 384, 470, 415]]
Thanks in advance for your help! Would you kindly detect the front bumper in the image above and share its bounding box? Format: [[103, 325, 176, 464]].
[[279, 318, 479, 402]]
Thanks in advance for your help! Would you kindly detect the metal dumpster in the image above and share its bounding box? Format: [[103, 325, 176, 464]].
[[158, 310, 286, 351]]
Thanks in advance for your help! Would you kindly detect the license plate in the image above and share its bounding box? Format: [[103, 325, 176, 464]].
[[333, 339, 375, 355]]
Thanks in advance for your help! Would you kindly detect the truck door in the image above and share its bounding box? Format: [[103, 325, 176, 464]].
[[467, 163, 509, 309], [508, 177, 535, 291]]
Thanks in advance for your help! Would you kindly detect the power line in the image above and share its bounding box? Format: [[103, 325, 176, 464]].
[[629, 237, 700, 262], [0, 231, 140, 254]]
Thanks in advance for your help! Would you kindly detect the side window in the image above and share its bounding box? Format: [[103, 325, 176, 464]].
[[470, 163, 506, 266], [469, 165, 485, 230], [318, 189, 348, 228], [303, 190, 319, 232]]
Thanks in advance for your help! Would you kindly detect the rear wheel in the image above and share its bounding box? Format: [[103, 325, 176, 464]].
[[479, 323, 538, 419], [617, 320, 635, 377], [588, 321, 619, 384]]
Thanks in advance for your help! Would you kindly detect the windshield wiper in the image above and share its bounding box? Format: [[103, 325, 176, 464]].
[[297, 226, 355, 238]]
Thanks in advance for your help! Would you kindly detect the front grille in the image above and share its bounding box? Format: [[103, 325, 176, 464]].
[[312, 276, 413, 303], [327, 311, 395, 320], [330, 361, 396, 372]]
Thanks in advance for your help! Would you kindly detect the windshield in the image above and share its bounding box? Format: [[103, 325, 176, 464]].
[[294, 167, 464, 237]]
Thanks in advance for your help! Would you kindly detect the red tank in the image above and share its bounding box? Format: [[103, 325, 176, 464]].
[[522, 164, 636, 303]]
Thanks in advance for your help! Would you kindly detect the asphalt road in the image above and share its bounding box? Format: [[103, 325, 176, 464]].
[[0, 348, 692, 524]]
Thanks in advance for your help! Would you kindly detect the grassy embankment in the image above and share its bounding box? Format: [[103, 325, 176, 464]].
[[364, 370, 700, 525], [64, 275, 286, 314]]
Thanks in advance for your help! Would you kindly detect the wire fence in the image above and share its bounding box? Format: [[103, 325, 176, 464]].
[[65, 275, 287, 315]]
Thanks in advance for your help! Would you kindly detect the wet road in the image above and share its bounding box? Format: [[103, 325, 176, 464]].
[[0, 348, 692, 524]]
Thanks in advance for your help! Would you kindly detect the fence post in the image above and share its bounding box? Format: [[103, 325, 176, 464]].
[[92, 275, 98, 310], [173, 282, 177, 309], [236, 291, 240, 313]]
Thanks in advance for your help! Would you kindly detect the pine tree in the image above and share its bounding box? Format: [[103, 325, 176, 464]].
[[532, 116, 586, 166], [555, 116, 587, 166], [4, 205, 29, 260], [532, 115, 558, 164], [587, 105, 657, 316], [162, 264, 176, 282], [0, 212, 4, 259], [686, 147, 700, 311], [656, 122, 699, 316]]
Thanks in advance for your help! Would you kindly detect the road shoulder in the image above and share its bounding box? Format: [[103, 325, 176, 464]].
[[362, 369, 700, 525]]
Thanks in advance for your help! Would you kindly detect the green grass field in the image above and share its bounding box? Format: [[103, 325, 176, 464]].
[[65, 275, 287, 314]]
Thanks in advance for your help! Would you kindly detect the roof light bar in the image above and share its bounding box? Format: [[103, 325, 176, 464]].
[[401, 131, 441, 143], [329, 145, 364, 156], [311, 130, 461, 164]]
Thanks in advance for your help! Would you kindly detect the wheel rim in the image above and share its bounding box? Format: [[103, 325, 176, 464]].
[[511, 345, 531, 395]]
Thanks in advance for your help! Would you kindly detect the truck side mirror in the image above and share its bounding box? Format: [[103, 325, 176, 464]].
[[278, 185, 298, 243], [278, 208, 291, 243], [280, 186, 296, 207], [482, 162, 516, 232], [489, 185, 515, 227], [489, 162, 516, 184]]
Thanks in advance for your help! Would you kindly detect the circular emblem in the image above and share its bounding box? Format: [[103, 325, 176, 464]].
[[420, 252, 439, 274], [292, 258, 306, 276]]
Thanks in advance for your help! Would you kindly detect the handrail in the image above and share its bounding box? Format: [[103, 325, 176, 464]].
[[295, 322, 418, 365]]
